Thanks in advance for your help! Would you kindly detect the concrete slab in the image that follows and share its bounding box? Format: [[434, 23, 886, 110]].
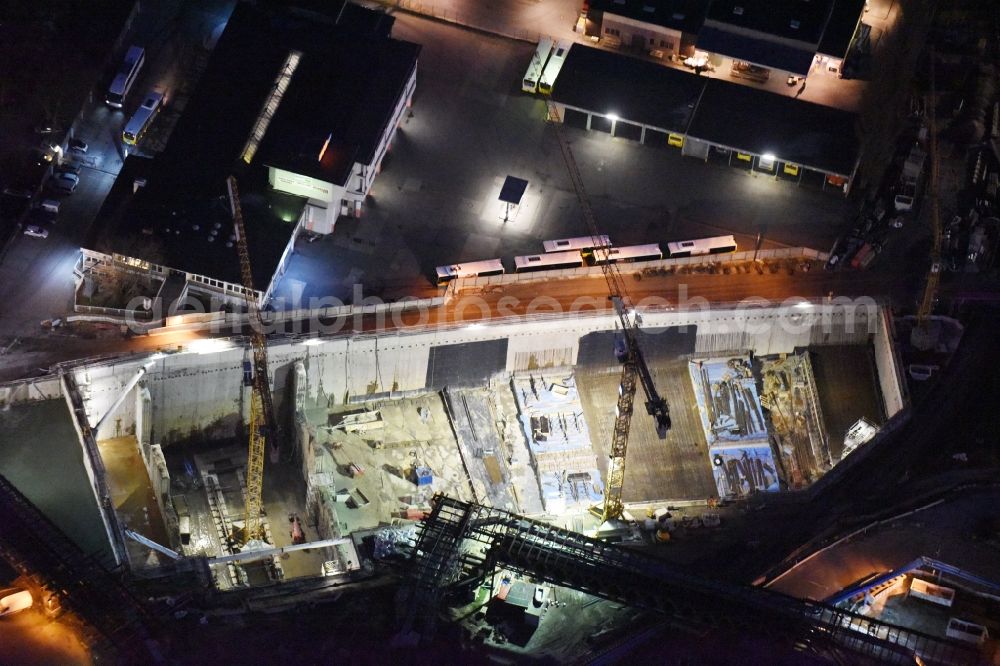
[[576, 359, 717, 503], [810, 344, 884, 461], [307, 393, 476, 533], [97, 435, 169, 562]]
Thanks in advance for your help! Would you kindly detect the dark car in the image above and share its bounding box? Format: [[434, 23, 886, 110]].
[[55, 161, 82, 176], [68, 138, 88, 154], [50, 172, 80, 194], [33, 123, 62, 135]]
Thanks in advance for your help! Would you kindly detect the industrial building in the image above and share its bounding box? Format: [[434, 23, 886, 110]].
[[585, 0, 866, 79], [81, 2, 419, 310], [550, 43, 860, 191]]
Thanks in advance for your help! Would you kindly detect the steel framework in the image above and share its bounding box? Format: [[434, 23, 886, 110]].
[[399, 495, 983, 665], [0, 473, 156, 654]]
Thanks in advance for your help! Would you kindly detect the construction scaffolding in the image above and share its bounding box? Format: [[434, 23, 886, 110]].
[[398, 495, 982, 665], [761, 352, 832, 485]]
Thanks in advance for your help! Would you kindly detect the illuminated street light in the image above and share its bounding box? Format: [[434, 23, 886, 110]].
[[606, 112, 619, 122]]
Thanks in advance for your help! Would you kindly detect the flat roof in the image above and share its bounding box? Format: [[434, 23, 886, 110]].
[[818, 0, 865, 58], [687, 78, 859, 175], [90, 2, 419, 289], [704, 0, 834, 44], [696, 25, 816, 74], [90, 157, 305, 291], [588, 0, 710, 34], [551, 44, 706, 133]]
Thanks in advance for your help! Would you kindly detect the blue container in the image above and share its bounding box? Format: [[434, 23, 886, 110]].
[[414, 466, 433, 486]]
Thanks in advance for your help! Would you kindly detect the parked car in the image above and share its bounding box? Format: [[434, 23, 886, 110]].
[[68, 138, 88, 154], [38, 198, 60, 214], [55, 161, 81, 176], [908, 364, 939, 381], [0, 588, 33, 617], [50, 172, 79, 193], [2, 186, 34, 200], [33, 123, 61, 135], [23, 225, 49, 239]]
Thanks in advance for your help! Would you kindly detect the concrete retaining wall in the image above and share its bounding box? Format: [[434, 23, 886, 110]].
[[873, 308, 907, 417], [0, 376, 62, 407], [66, 301, 892, 450]]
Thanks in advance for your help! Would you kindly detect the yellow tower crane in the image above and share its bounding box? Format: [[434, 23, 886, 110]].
[[546, 101, 671, 523], [226, 175, 278, 545]]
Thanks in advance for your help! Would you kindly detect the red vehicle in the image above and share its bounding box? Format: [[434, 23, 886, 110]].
[[289, 514, 305, 544]]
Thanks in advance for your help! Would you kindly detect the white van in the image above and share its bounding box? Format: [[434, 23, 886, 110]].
[[0, 588, 33, 617]]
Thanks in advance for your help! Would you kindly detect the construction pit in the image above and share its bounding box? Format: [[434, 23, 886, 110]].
[[2, 300, 907, 585]]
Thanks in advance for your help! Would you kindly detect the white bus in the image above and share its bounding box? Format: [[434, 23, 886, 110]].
[[436, 259, 504, 285], [122, 91, 164, 145], [591, 243, 663, 265], [665, 235, 738, 258], [538, 40, 571, 95], [522, 38, 554, 93], [514, 250, 583, 272], [542, 234, 611, 253], [106, 45, 145, 108]]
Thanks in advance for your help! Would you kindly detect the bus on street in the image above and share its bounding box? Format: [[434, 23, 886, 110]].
[[522, 38, 554, 93], [538, 40, 571, 95], [122, 91, 164, 145], [665, 235, 737, 258], [106, 45, 145, 108]]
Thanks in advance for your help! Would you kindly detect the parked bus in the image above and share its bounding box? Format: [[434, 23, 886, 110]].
[[591, 243, 663, 265], [537, 40, 571, 95], [542, 234, 611, 253], [665, 235, 737, 258], [436, 259, 504, 285], [106, 45, 145, 108], [514, 250, 583, 272], [522, 38, 554, 93], [122, 91, 164, 145]]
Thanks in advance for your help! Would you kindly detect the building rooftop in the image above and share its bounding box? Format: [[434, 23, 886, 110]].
[[703, 0, 835, 44], [587, 0, 710, 34], [687, 78, 859, 175], [552, 44, 706, 133], [696, 26, 817, 74], [818, 0, 865, 58], [89, 2, 419, 290]]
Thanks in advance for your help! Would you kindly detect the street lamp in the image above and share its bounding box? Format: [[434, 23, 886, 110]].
[[752, 225, 766, 262]]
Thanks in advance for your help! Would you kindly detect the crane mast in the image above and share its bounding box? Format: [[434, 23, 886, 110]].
[[546, 102, 670, 523], [226, 176, 278, 544]]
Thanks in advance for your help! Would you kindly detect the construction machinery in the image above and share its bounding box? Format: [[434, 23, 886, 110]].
[[913, 50, 942, 350], [546, 101, 670, 523], [226, 175, 278, 545]]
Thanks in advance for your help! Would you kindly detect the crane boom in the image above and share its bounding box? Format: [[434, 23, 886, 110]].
[[546, 102, 670, 523], [917, 48, 941, 326], [226, 176, 278, 544]]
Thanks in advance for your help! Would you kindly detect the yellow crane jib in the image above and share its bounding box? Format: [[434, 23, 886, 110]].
[[226, 175, 279, 545], [546, 101, 670, 524]]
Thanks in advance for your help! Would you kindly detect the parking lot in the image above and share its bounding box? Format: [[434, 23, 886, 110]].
[[269, 13, 855, 306]]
